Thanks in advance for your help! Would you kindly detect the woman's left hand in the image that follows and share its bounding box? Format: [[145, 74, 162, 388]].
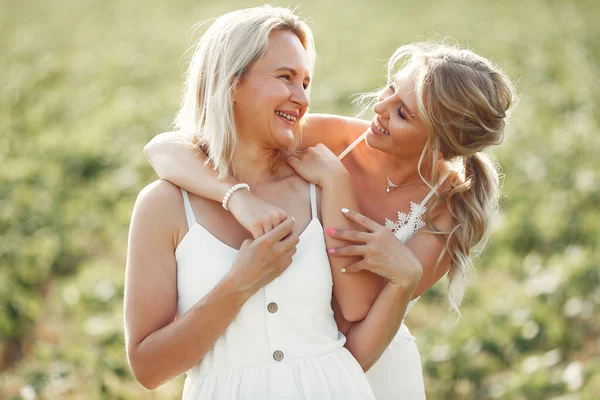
[[286, 144, 348, 187], [327, 208, 423, 289]]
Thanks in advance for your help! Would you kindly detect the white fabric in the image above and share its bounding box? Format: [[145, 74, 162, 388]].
[[338, 133, 449, 400], [176, 185, 375, 400]]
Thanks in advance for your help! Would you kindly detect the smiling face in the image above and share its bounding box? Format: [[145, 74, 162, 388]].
[[366, 65, 430, 159], [232, 30, 311, 151]]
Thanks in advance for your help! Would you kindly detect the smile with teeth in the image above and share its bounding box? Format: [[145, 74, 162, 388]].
[[275, 111, 297, 123], [374, 119, 390, 135]]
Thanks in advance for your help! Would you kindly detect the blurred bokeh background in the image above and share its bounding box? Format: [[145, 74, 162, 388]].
[[1, 0, 599, 398]]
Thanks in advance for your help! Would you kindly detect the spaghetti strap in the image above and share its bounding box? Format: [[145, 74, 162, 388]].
[[337, 131, 368, 161], [309, 183, 318, 219], [180, 188, 196, 229], [419, 172, 451, 208]]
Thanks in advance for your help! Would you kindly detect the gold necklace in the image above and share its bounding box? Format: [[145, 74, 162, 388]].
[[378, 151, 422, 193]]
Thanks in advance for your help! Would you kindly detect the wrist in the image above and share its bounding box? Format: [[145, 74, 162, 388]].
[[226, 187, 255, 214], [320, 168, 351, 188], [389, 269, 422, 292], [222, 183, 250, 211], [222, 271, 256, 304]]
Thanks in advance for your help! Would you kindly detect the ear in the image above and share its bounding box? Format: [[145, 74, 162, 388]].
[[231, 76, 243, 104]]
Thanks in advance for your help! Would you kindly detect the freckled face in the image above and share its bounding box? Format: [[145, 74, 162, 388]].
[[366, 66, 429, 158], [232, 30, 311, 150]]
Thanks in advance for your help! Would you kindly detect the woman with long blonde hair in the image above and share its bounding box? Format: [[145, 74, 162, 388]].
[[144, 25, 516, 400]]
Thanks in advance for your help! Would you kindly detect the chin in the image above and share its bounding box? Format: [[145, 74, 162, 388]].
[[365, 129, 385, 149], [275, 130, 296, 149]]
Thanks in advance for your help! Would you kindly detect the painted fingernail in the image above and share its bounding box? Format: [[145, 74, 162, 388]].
[[341, 268, 346, 273], [341, 208, 349, 213], [328, 248, 335, 254], [326, 228, 335, 235]]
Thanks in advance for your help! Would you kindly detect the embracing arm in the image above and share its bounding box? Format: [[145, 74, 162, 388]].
[[144, 133, 237, 202], [124, 181, 251, 390], [144, 133, 287, 237], [332, 211, 454, 370], [320, 174, 383, 321], [287, 145, 383, 322], [301, 113, 369, 153]]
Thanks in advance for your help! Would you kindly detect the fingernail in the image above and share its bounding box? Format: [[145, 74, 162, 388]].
[[341, 268, 346, 273], [341, 208, 349, 213], [328, 248, 335, 254], [326, 228, 335, 235], [291, 216, 295, 222]]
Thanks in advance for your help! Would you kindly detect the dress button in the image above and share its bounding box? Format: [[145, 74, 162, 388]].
[[267, 302, 278, 313], [273, 350, 284, 361]]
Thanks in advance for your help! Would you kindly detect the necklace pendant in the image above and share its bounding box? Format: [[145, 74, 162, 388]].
[[386, 178, 398, 193]]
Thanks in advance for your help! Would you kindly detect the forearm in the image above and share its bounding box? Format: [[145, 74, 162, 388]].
[[144, 132, 238, 201], [344, 281, 414, 371], [129, 274, 250, 389], [321, 174, 382, 321]]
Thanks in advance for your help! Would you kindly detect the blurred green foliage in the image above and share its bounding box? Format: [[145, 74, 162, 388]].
[[1, 0, 598, 398]]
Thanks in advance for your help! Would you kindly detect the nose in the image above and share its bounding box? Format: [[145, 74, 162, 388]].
[[291, 83, 309, 108], [373, 91, 392, 120]]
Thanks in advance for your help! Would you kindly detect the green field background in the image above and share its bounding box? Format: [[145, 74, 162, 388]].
[[1, 0, 599, 398]]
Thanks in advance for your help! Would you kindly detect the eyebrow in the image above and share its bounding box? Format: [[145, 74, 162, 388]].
[[275, 67, 311, 84]]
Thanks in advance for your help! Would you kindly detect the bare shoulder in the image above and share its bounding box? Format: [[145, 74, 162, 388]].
[[147, 130, 196, 147], [132, 180, 185, 229], [302, 113, 370, 155]]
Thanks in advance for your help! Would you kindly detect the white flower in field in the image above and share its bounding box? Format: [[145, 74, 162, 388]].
[[84, 316, 108, 336], [575, 169, 596, 192], [526, 270, 562, 295], [94, 279, 116, 302], [19, 386, 37, 400], [521, 355, 542, 374], [565, 245, 585, 265], [511, 308, 531, 325], [429, 344, 451, 362], [563, 297, 583, 317], [541, 349, 562, 367], [463, 338, 482, 356], [521, 320, 539, 340], [562, 361, 583, 391], [62, 284, 80, 305]]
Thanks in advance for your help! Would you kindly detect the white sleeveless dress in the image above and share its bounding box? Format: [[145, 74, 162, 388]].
[[175, 184, 375, 399], [338, 132, 448, 400]]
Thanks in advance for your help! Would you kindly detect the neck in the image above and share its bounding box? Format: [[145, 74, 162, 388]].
[[379, 151, 426, 185], [229, 136, 283, 186]]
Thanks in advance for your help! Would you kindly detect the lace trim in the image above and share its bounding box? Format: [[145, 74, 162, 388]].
[[384, 202, 427, 240]]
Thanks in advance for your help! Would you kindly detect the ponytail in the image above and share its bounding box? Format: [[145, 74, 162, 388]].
[[442, 152, 500, 313]]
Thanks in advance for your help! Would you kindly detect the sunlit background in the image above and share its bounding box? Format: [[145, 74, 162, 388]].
[[1, 0, 599, 398]]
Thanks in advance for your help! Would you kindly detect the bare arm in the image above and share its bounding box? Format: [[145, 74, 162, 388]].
[[144, 133, 287, 237], [328, 210, 454, 371], [144, 133, 236, 203], [301, 114, 370, 154], [287, 145, 382, 322], [124, 180, 297, 389], [144, 113, 368, 192]]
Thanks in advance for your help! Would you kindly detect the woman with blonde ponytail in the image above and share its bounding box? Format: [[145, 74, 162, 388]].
[[145, 38, 516, 399]]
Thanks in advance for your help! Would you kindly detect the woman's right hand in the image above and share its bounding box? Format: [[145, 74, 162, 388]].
[[228, 216, 298, 296], [227, 189, 288, 238]]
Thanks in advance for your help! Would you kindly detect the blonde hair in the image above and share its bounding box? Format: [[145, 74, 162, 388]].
[[358, 43, 516, 313], [175, 6, 316, 178]]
